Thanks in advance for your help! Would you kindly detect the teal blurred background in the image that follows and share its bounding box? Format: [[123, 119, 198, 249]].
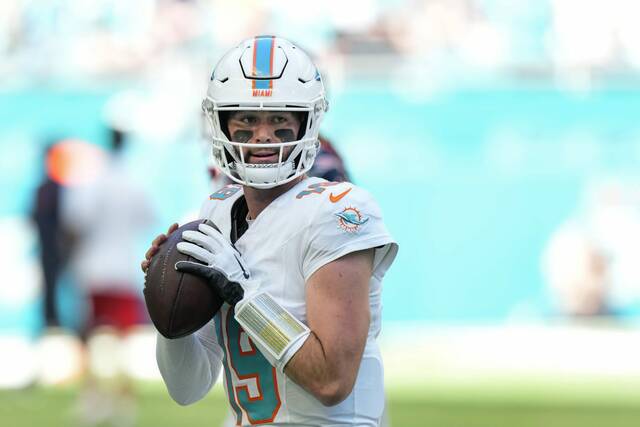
[[4, 73, 640, 333]]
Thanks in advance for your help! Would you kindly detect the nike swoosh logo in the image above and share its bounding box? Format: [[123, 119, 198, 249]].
[[329, 187, 352, 203]]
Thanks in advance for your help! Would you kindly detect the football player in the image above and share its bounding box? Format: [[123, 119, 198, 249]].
[[142, 36, 398, 426]]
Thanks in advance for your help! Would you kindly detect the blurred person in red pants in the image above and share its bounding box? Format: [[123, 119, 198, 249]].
[[62, 127, 155, 427]]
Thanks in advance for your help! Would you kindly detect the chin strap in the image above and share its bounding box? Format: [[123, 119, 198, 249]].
[[234, 292, 310, 372]]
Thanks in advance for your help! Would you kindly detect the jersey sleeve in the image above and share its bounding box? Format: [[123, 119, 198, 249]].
[[197, 184, 244, 236], [198, 196, 217, 220], [301, 184, 398, 282], [155, 319, 224, 405]]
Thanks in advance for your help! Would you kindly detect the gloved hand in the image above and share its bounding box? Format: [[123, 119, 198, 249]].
[[177, 222, 309, 367], [175, 222, 257, 306]]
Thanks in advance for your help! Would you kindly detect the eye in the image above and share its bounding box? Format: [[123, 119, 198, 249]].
[[271, 115, 288, 124], [233, 113, 257, 125], [240, 115, 257, 125]]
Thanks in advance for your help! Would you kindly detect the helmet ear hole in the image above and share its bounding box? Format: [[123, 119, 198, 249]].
[[296, 112, 308, 140], [218, 111, 232, 139], [223, 147, 235, 165]]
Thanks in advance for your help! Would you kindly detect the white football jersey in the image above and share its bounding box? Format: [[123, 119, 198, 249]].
[[200, 177, 397, 426]]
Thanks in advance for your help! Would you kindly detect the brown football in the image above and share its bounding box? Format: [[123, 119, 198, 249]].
[[143, 219, 224, 339]]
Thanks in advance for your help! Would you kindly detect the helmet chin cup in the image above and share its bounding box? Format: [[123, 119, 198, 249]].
[[238, 161, 295, 189], [203, 36, 327, 189], [211, 136, 319, 189]]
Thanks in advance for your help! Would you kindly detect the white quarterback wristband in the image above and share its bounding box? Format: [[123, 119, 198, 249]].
[[235, 292, 310, 369]]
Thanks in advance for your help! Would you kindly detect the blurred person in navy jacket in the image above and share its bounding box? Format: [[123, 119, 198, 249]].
[[309, 135, 351, 183], [31, 141, 76, 329]]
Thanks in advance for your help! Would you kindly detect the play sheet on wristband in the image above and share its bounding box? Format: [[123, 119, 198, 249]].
[[235, 292, 309, 359]]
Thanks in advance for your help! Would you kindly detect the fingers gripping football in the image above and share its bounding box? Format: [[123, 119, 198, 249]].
[[175, 223, 253, 306], [141, 223, 178, 273], [178, 223, 250, 282], [180, 223, 225, 260], [176, 238, 216, 265]]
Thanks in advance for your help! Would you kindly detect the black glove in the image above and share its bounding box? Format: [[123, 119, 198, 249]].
[[175, 261, 245, 306]]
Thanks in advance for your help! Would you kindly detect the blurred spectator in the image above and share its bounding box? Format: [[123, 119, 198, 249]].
[[543, 222, 608, 316], [543, 179, 640, 317], [309, 135, 351, 183], [61, 127, 155, 426], [62, 128, 154, 336], [30, 142, 76, 328]]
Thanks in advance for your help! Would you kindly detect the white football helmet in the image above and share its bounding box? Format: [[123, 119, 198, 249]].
[[202, 36, 328, 189]]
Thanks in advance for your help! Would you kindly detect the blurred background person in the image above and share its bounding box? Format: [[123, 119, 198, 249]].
[[309, 135, 351, 183], [543, 179, 640, 318], [30, 142, 77, 330], [61, 126, 155, 427], [63, 127, 154, 340]]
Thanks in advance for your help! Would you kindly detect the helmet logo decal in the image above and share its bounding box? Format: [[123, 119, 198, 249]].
[[252, 36, 275, 97], [252, 89, 272, 97], [335, 207, 369, 233]]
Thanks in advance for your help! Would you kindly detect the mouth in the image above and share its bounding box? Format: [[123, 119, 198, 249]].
[[246, 150, 280, 164]]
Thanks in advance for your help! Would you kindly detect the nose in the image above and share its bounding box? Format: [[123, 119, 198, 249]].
[[252, 123, 275, 144]]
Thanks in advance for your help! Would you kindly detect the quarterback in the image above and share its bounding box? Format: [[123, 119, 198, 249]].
[[142, 36, 398, 426]]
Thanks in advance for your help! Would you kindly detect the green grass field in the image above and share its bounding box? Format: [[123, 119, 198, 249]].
[[3, 381, 640, 427]]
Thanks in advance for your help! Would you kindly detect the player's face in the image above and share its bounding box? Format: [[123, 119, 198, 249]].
[[227, 111, 302, 164]]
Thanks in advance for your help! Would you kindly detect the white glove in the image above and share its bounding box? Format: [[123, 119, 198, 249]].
[[176, 223, 258, 304]]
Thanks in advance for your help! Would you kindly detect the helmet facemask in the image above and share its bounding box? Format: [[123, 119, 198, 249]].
[[202, 100, 325, 189]]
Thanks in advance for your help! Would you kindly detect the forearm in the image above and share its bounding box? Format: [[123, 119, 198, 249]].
[[156, 332, 223, 405], [283, 330, 364, 406]]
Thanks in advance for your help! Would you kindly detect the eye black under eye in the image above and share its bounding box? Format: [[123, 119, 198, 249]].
[[232, 130, 253, 142], [274, 129, 296, 142]]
